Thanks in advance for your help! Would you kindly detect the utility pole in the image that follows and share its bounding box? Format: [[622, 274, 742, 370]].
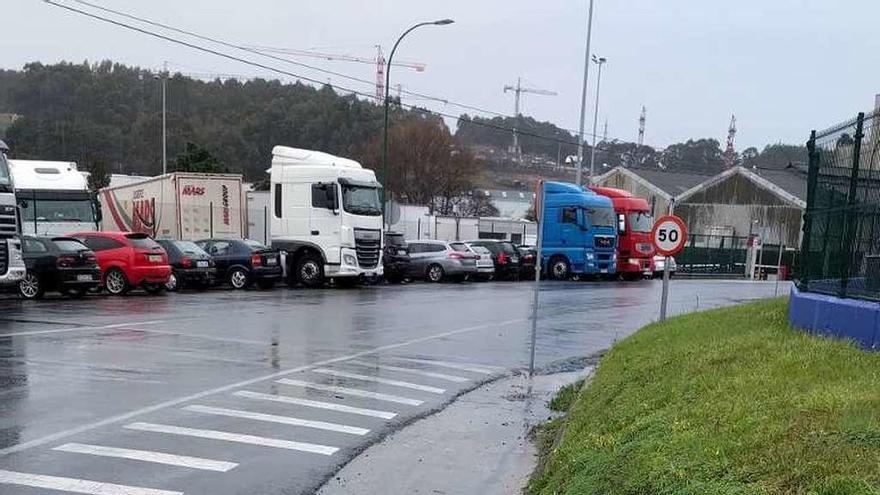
[[575, 0, 596, 186], [162, 61, 167, 175], [588, 55, 606, 183], [724, 114, 737, 168], [638, 105, 646, 146]]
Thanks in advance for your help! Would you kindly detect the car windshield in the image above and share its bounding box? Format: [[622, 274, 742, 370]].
[[125, 234, 161, 249], [52, 239, 89, 252], [585, 206, 616, 228], [449, 243, 469, 252], [244, 239, 268, 251], [173, 240, 208, 256], [628, 211, 654, 233], [19, 198, 95, 223], [471, 245, 491, 255], [500, 243, 519, 255], [342, 185, 382, 216], [386, 234, 405, 246]]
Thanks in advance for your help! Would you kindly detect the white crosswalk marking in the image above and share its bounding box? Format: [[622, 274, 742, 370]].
[[392, 357, 500, 374], [183, 405, 369, 435], [312, 368, 445, 394], [347, 360, 469, 383], [124, 422, 338, 456], [0, 469, 182, 495], [53, 443, 237, 472], [233, 390, 397, 419], [277, 378, 424, 406]]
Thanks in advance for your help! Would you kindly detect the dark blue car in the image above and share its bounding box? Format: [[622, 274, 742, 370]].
[[195, 239, 282, 290]]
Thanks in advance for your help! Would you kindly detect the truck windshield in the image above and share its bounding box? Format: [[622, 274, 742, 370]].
[[627, 211, 654, 233], [19, 198, 95, 223], [342, 185, 382, 216], [585, 206, 615, 228]]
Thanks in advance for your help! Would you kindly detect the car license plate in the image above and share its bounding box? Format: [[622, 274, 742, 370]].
[[266, 257, 277, 265], [76, 274, 93, 282], [600, 269, 608, 274], [397, 249, 406, 255], [148, 255, 162, 263], [511, 257, 519, 263], [196, 261, 209, 268]]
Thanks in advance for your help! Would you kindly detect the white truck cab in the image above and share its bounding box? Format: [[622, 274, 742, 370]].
[[0, 140, 26, 287], [269, 146, 383, 287], [8, 159, 99, 236]]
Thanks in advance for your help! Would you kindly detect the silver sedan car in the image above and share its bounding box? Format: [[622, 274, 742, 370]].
[[406, 240, 479, 282]]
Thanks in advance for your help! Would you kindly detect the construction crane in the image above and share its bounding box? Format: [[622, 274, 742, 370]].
[[638, 106, 646, 146], [503, 77, 557, 158], [724, 114, 737, 168], [246, 45, 426, 102]]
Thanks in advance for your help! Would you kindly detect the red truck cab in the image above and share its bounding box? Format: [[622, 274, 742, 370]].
[[588, 186, 655, 279]]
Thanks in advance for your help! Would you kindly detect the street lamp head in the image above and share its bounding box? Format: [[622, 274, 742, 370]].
[[433, 19, 455, 25], [592, 54, 606, 64]]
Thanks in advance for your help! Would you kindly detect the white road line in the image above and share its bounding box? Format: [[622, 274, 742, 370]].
[[0, 469, 181, 495], [0, 320, 166, 338], [312, 368, 446, 394], [277, 378, 425, 406], [348, 360, 469, 383], [124, 422, 338, 456], [0, 318, 525, 457], [53, 443, 237, 472], [392, 357, 501, 374], [233, 391, 397, 420], [183, 405, 369, 436]]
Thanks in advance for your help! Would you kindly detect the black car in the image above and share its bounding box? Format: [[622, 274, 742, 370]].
[[518, 245, 537, 280], [156, 239, 217, 291], [383, 232, 410, 284], [465, 240, 521, 280], [195, 238, 282, 290], [19, 236, 101, 299]]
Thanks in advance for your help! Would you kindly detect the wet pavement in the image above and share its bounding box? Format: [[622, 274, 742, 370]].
[[0, 279, 788, 494]]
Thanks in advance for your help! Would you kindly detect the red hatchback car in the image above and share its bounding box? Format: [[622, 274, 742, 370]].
[[68, 232, 171, 295]]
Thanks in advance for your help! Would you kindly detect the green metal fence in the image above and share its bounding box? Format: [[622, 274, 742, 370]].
[[798, 110, 880, 301], [677, 234, 749, 275]]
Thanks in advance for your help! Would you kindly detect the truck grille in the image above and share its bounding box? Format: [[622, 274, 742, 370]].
[[0, 204, 16, 238], [0, 241, 7, 275], [354, 228, 381, 269]]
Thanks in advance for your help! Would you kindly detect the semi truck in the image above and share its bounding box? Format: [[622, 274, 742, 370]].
[[99, 172, 245, 240], [589, 185, 655, 280], [8, 159, 100, 236], [540, 181, 617, 280], [0, 141, 27, 287], [269, 146, 383, 287]]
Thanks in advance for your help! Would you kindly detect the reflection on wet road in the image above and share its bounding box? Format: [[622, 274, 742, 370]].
[[0, 279, 786, 494]]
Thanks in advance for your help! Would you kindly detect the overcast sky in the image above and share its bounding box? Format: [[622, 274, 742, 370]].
[[4, 0, 879, 150]]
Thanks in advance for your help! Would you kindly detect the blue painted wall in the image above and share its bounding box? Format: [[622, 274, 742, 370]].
[[789, 286, 880, 349]]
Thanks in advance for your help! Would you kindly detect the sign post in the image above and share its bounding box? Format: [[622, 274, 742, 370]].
[[651, 213, 688, 321], [528, 180, 545, 377]]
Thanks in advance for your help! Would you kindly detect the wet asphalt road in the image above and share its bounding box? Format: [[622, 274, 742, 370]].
[[0, 279, 787, 494]]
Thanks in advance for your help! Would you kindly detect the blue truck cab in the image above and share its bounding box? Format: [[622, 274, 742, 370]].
[[540, 181, 617, 279]]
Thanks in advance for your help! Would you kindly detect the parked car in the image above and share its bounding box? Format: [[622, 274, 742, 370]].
[[652, 255, 677, 278], [405, 240, 479, 283], [69, 231, 171, 295], [18, 236, 101, 299], [518, 245, 537, 280], [464, 240, 521, 280], [383, 232, 410, 284], [195, 238, 282, 289], [450, 242, 495, 281], [155, 239, 216, 291]]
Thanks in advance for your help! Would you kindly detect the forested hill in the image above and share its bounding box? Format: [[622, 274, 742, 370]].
[[0, 61, 404, 178]]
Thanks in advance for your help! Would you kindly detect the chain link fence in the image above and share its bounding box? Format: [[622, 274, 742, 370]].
[[798, 110, 880, 301]]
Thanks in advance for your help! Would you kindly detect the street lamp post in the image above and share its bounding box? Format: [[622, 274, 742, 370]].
[[575, 0, 596, 187], [162, 61, 167, 175], [381, 19, 454, 216], [588, 55, 606, 183]]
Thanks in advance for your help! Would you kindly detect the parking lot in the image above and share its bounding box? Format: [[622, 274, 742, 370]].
[[0, 279, 786, 494]]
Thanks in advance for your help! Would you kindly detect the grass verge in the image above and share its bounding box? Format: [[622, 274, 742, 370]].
[[528, 298, 880, 495]]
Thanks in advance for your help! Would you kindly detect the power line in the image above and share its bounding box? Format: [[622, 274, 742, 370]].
[[43, 0, 616, 149]]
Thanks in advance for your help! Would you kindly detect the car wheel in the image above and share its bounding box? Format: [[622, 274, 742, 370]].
[[229, 267, 250, 290], [425, 264, 445, 283], [18, 273, 44, 300], [257, 279, 275, 290], [61, 286, 89, 298], [296, 253, 324, 288], [104, 268, 130, 296], [549, 256, 570, 281], [165, 271, 180, 291]]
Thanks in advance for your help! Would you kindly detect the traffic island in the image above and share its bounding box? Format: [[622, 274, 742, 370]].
[[528, 298, 880, 495]]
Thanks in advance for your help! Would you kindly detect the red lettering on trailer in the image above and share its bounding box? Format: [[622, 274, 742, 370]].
[[181, 185, 205, 196], [221, 184, 230, 226]]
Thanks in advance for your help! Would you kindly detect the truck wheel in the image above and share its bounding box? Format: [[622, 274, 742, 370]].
[[297, 253, 324, 288], [425, 264, 445, 283], [19, 273, 44, 300], [549, 256, 570, 281], [229, 267, 251, 290], [104, 268, 130, 296]]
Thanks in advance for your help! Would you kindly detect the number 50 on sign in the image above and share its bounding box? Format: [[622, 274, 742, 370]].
[[651, 215, 688, 256]]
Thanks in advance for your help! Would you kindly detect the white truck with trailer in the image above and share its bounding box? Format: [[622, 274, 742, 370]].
[[8, 159, 100, 236], [269, 146, 383, 287], [99, 172, 245, 240], [0, 141, 26, 287]]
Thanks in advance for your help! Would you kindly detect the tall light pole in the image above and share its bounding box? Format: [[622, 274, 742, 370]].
[[588, 55, 606, 183], [162, 61, 168, 175], [381, 19, 454, 215], [575, 0, 596, 186]]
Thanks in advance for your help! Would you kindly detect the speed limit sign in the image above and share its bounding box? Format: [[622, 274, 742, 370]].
[[651, 215, 688, 256]]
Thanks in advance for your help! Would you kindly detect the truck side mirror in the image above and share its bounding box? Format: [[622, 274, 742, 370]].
[[617, 213, 626, 235], [325, 184, 338, 211]]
